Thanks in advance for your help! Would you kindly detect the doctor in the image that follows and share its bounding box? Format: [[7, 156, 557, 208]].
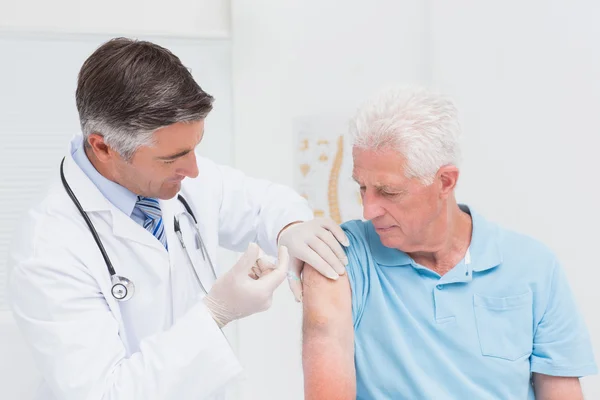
[[8, 37, 349, 400]]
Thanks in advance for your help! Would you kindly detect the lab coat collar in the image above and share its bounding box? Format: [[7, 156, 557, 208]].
[[62, 150, 174, 252], [71, 137, 138, 217], [63, 148, 114, 213]]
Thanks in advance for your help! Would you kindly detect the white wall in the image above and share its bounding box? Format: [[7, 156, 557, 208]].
[[0, 0, 230, 38], [231, 1, 429, 398]]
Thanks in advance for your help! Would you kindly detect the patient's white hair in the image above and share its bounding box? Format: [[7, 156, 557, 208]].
[[350, 86, 462, 185]]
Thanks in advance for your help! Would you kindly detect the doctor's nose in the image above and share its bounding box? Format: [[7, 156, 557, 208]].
[[178, 152, 199, 179]]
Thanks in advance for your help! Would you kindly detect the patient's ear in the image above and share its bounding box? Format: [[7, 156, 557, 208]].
[[437, 165, 459, 198]]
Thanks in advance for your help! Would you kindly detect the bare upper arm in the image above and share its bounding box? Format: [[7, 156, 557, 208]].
[[302, 263, 356, 399], [302, 263, 353, 337], [532, 373, 583, 400]]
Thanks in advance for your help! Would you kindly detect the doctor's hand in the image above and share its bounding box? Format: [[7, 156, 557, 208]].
[[277, 218, 349, 302], [203, 243, 289, 328]]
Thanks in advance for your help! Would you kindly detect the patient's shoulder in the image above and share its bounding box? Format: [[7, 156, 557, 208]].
[[341, 219, 376, 256], [339, 220, 374, 325], [340, 219, 376, 276], [341, 219, 371, 244]]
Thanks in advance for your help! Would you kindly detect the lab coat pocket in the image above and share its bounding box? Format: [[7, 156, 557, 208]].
[[473, 291, 533, 361]]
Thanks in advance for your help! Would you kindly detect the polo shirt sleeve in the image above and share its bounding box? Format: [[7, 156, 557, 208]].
[[341, 220, 371, 329], [530, 259, 598, 377]]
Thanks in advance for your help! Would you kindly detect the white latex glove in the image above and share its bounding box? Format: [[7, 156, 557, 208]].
[[203, 243, 289, 328], [248, 253, 277, 280], [278, 218, 349, 302]]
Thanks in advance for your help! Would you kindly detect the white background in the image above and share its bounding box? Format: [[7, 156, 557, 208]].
[[1, 0, 599, 398]]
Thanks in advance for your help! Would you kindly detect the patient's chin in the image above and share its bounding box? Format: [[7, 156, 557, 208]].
[[378, 235, 403, 250]]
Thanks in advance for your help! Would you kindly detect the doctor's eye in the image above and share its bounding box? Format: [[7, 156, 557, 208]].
[[163, 159, 176, 165]]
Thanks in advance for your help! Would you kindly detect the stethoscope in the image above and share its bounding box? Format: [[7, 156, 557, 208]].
[[60, 157, 217, 302], [173, 195, 217, 295]]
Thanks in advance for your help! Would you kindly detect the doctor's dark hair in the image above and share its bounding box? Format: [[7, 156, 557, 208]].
[[76, 37, 214, 160]]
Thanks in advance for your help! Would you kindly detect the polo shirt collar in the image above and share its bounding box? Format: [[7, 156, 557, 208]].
[[368, 204, 503, 274]]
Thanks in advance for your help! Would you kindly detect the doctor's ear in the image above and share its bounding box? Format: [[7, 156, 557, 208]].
[[87, 133, 116, 163]]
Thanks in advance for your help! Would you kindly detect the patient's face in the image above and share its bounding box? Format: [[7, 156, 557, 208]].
[[352, 147, 444, 252]]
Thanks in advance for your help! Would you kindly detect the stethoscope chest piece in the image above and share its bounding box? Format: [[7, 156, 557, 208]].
[[111, 275, 135, 301]]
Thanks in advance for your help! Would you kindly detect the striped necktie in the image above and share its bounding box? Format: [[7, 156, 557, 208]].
[[135, 196, 167, 249]]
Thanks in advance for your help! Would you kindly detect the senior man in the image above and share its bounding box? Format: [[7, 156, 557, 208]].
[[302, 87, 597, 399]]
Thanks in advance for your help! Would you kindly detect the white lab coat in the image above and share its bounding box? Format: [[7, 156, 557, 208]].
[[7, 144, 313, 400]]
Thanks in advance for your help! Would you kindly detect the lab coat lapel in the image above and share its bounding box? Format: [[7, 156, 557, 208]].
[[62, 153, 110, 212], [111, 210, 166, 251], [159, 196, 181, 252], [161, 194, 217, 321], [63, 152, 171, 251]]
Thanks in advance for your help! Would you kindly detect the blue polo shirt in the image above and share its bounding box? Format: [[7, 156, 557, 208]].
[[343, 206, 597, 399]]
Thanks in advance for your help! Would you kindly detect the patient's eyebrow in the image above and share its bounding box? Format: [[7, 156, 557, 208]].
[[377, 184, 405, 192], [353, 176, 404, 192]]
